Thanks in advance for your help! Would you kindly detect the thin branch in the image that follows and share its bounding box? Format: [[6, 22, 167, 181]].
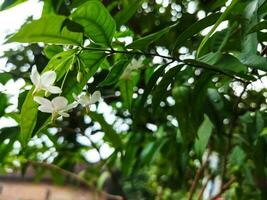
[[197, 175, 212, 200], [211, 177, 236, 200], [188, 150, 211, 200], [27, 160, 123, 200], [221, 82, 248, 186]]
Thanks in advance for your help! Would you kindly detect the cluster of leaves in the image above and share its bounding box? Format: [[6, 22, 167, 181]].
[[0, 0, 267, 199]]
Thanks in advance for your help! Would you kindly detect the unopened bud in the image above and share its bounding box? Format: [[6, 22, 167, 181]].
[[77, 71, 83, 82]]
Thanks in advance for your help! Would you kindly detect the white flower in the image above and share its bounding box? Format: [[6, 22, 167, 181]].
[[30, 66, 62, 95], [34, 96, 77, 120], [120, 57, 144, 79], [73, 91, 101, 107]]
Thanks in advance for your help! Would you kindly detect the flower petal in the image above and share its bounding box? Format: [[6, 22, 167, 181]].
[[88, 91, 101, 104], [79, 94, 90, 106], [30, 66, 40, 85], [40, 71, 57, 86], [38, 105, 53, 113], [52, 96, 68, 110], [34, 96, 52, 107], [59, 111, 70, 117], [45, 85, 62, 94]]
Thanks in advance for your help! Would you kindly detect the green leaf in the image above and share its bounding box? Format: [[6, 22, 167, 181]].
[[197, 0, 239, 57], [0, 73, 12, 85], [7, 15, 83, 45], [88, 112, 123, 150], [239, 54, 267, 72], [0, 93, 8, 117], [43, 45, 63, 59], [140, 138, 168, 166], [20, 88, 38, 147], [114, 0, 145, 27], [62, 50, 106, 100], [71, 0, 116, 46], [0, 0, 27, 11], [199, 52, 247, 73], [172, 85, 195, 141], [127, 23, 177, 49], [194, 115, 213, 158], [99, 59, 131, 87], [248, 20, 267, 33], [152, 65, 182, 111], [118, 78, 134, 110], [172, 13, 221, 51]]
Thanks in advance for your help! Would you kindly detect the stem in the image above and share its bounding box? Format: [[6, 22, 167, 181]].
[[27, 160, 123, 200], [211, 177, 236, 200], [197, 175, 212, 200], [221, 83, 248, 187], [188, 150, 211, 200]]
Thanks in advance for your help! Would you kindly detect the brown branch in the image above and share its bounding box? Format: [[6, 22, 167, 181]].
[[221, 82, 248, 184], [27, 160, 123, 200], [188, 150, 211, 200], [211, 177, 236, 200], [197, 175, 212, 200]]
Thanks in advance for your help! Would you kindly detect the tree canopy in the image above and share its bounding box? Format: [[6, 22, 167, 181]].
[[0, 0, 267, 199]]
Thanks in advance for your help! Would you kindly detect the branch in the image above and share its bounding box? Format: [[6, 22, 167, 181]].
[[197, 175, 212, 200], [188, 150, 211, 200], [221, 83, 248, 182], [211, 177, 236, 200], [27, 160, 123, 200]]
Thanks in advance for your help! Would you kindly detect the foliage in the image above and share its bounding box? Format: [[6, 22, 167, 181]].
[[0, 0, 267, 199]]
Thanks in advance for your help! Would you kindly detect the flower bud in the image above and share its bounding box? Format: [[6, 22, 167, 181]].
[[77, 71, 83, 83]]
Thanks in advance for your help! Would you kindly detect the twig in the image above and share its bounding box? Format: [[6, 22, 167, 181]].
[[27, 160, 123, 200], [188, 150, 211, 200], [211, 177, 236, 200], [197, 175, 212, 200], [221, 83, 248, 183]]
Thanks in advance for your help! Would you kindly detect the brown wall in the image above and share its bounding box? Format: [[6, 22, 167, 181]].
[[0, 181, 105, 200]]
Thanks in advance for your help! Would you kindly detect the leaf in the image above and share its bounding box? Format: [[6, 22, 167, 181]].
[[194, 115, 213, 158], [7, 15, 83, 45], [140, 138, 168, 166], [248, 20, 267, 33], [88, 112, 123, 150], [71, 0, 116, 46], [172, 13, 221, 51], [20, 88, 38, 147], [118, 78, 134, 110], [172, 85, 195, 141], [114, 0, 145, 27], [99, 59, 131, 87], [62, 50, 106, 100], [0, 0, 27, 11], [239, 54, 267, 72], [152, 66, 182, 111], [127, 23, 177, 49], [43, 45, 63, 59], [0, 73, 12, 85], [197, 0, 239, 57], [199, 52, 247, 73]]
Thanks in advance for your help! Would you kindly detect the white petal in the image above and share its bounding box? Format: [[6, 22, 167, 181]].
[[34, 96, 52, 107], [40, 71, 57, 86], [65, 102, 78, 110], [30, 66, 40, 85], [52, 96, 68, 110], [88, 91, 101, 104], [79, 94, 90, 106], [59, 111, 69, 117], [38, 105, 53, 113], [45, 85, 62, 94]]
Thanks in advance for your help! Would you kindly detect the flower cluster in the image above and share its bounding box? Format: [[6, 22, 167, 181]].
[[30, 66, 100, 121]]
